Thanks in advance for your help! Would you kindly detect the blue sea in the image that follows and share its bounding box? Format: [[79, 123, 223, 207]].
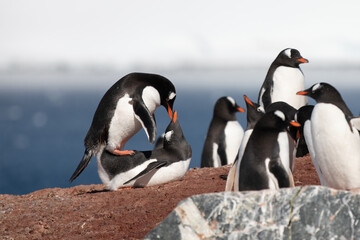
[[1, 68, 359, 195]]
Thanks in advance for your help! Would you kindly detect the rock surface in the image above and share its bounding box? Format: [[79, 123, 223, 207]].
[[146, 186, 360, 239], [0, 155, 318, 239]]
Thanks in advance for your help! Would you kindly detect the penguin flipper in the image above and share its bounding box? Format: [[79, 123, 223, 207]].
[[225, 160, 237, 191], [69, 149, 94, 182], [132, 99, 157, 143], [288, 170, 295, 187], [123, 160, 167, 185], [268, 159, 290, 188]]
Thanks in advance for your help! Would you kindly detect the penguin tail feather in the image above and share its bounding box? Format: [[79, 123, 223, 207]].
[[69, 150, 94, 183]]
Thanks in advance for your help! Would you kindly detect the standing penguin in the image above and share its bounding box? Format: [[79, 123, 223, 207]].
[[97, 110, 192, 190], [258, 48, 309, 110], [201, 96, 245, 168], [265, 101, 297, 173], [69, 72, 176, 182], [238, 110, 300, 191], [297, 83, 360, 189], [226, 95, 264, 191]]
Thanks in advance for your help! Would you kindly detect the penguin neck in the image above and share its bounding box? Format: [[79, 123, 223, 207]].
[[318, 97, 353, 119], [213, 114, 236, 122]]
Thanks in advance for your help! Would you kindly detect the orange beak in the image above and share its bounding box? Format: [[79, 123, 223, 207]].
[[173, 111, 178, 123], [296, 91, 308, 96], [296, 130, 301, 139], [290, 121, 301, 127], [167, 103, 173, 119], [244, 95, 254, 107], [298, 58, 309, 63], [237, 107, 245, 113]]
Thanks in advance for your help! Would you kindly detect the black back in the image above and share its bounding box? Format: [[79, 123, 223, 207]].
[[238, 110, 292, 191]]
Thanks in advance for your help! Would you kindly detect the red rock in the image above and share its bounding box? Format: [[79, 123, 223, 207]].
[[0, 156, 318, 239]]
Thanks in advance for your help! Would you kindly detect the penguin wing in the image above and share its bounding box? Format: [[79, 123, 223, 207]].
[[268, 157, 290, 188], [258, 84, 272, 109], [225, 159, 237, 191], [132, 99, 157, 143], [123, 160, 167, 185], [217, 134, 228, 165]]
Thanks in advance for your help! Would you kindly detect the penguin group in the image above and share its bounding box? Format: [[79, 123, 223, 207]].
[[69, 48, 360, 191]]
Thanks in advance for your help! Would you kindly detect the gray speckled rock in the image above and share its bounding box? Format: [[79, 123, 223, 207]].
[[145, 186, 360, 240]]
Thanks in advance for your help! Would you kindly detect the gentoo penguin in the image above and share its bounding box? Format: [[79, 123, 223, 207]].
[[297, 83, 360, 189], [69, 72, 176, 182], [226, 95, 264, 191], [97, 110, 192, 190], [294, 105, 325, 185], [258, 48, 309, 110], [265, 101, 298, 175], [238, 110, 300, 191], [201, 96, 245, 168]]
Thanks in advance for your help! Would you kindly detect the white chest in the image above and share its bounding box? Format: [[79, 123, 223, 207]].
[[107, 87, 161, 151], [107, 94, 138, 151], [272, 66, 307, 109], [277, 131, 290, 172], [224, 121, 244, 165], [311, 103, 360, 189]]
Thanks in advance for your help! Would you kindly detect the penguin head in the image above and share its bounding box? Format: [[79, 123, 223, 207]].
[[257, 110, 300, 132], [213, 96, 245, 121], [163, 110, 184, 145], [265, 101, 298, 140], [150, 74, 176, 117], [265, 101, 297, 121], [243, 95, 264, 129], [275, 48, 309, 68], [297, 82, 342, 104]]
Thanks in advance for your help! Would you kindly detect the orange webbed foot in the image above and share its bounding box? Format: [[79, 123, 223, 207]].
[[113, 149, 135, 155]]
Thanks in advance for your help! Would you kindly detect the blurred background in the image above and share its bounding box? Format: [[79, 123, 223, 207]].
[[1, 1, 360, 194]]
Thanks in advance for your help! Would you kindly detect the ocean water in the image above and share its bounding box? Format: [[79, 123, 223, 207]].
[[1, 68, 359, 195]]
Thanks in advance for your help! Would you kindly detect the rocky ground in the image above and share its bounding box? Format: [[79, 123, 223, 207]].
[[0, 155, 319, 239]]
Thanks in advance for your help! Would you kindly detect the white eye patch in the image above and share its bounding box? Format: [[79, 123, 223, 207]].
[[284, 48, 292, 58], [274, 110, 286, 121], [164, 130, 174, 142], [226, 96, 236, 107], [168, 92, 176, 100], [257, 106, 265, 113], [312, 83, 321, 92]]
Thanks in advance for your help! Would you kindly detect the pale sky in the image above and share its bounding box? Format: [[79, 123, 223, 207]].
[[1, 0, 360, 69]]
